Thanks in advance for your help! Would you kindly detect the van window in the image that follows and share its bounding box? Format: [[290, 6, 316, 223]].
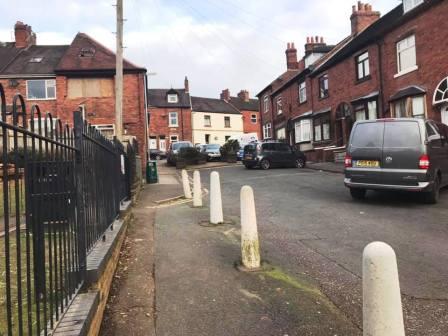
[[351, 122, 384, 148], [384, 121, 421, 148], [276, 143, 291, 152]]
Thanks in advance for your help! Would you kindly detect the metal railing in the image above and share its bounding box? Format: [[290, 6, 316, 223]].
[[0, 84, 133, 336]]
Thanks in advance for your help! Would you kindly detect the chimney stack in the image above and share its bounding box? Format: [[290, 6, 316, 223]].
[[350, 2, 380, 35], [237, 90, 250, 102], [14, 21, 36, 49], [184, 76, 189, 93], [220, 89, 230, 101], [285, 42, 298, 70], [304, 36, 326, 55]]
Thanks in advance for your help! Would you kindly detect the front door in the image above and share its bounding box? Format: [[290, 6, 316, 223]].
[[441, 104, 448, 125], [159, 138, 166, 151]]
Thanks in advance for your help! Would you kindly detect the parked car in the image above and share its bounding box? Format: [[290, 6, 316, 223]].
[[149, 149, 166, 160], [167, 141, 194, 165], [200, 144, 222, 161], [237, 148, 244, 161], [344, 118, 448, 203], [242, 141, 306, 169]]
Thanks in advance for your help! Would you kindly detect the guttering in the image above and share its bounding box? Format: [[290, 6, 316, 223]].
[[0, 74, 56, 79]]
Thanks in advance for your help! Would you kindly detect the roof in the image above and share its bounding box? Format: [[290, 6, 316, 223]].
[[0, 42, 21, 72], [256, 69, 301, 97], [148, 89, 191, 108], [390, 86, 426, 102], [1, 45, 69, 75], [55, 33, 146, 75], [191, 96, 240, 114], [228, 96, 259, 111], [312, 0, 442, 76]]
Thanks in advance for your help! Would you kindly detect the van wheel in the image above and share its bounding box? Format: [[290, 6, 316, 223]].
[[423, 177, 440, 204], [260, 159, 271, 170], [350, 188, 366, 200], [295, 158, 306, 168]]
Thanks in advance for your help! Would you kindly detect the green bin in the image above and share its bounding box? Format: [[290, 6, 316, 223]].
[[146, 160, 158, 184]]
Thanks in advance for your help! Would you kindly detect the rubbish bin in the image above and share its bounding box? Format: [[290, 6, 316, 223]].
[[146, 160, 158, 184]]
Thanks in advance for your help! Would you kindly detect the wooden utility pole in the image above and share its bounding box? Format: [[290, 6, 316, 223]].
[[115, 0, 123, 141]]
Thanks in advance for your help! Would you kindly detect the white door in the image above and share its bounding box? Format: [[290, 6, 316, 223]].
[[442, 104, 448, 125], [159, 138, 166, 151], [149, 138, 157, 149]]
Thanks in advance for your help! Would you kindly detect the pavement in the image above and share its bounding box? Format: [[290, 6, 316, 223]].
[[307, 161, 344, 173]]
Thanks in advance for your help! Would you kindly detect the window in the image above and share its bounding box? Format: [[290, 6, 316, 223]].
[[170, 135, 179, 143], [251, 114, 257, 124], [276, 96, 283, 114], [94, 124, 115, 139], [224, 116, 231, 128], [276, 128, 286, 140], [319, 74, 329, 99], [29, 57, 43, 63], [204, 115, 211, 127], [27, 79, 56, 100], [67, 78, 113, 98], [314, 115, 330, 142], [169, 112, 178, 127], [298, 81, 307, 103], [295, 119, 311, 143], [167, 94, 178, 103], [396, 35, 417, 75], [356, 51, 370, 80], [393, 96, 426, 118], [263, 123, 272, 139], [403, 0, 424, 13], [433, 77, 448, 105], [205, 134, 210, 144], [263, 95, 269, 113], [354, 100, 377, 121]]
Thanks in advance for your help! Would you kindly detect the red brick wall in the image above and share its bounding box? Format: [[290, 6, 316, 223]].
[[241, 110, 261, 139], [148, 107, 192, 150]]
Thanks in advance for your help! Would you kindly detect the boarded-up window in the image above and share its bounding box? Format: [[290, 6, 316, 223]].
[[67, 78, 114, 98]]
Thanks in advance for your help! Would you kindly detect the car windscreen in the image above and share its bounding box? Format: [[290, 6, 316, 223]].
[[351, 122, 384, 148], [244, 144, 256, 153], [383, 121, 421, 148], [172, 142, 191, 150]]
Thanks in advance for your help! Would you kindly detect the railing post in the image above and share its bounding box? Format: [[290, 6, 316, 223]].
[[73, 111, 87, 280]]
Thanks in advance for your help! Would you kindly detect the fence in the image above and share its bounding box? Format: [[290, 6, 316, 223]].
[[0, 84, 135, 336]]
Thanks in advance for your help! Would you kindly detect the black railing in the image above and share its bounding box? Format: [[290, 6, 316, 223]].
[[0, 84, 133, 336]]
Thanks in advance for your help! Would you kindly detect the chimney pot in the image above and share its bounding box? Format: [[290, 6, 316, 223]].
[[291, 42, 295, 49], [285, 41, 298, 70], [358, 1, 362, 10], [306, 36, 310, 43], [351, 2, 380, 35], [184, 76, 189, 93], [320, 36, 324, 43], [14, 21, 36, 48], [220, 89, 230, 101]]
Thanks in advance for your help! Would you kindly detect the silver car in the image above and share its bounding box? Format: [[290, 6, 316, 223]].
[[344, 118, 448, 203]]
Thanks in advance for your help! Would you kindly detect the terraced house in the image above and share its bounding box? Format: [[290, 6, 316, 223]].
[[0, 21, 148, 160], [258, 0, 448, 162]]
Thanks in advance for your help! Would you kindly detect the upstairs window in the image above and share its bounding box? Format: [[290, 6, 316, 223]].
[[224, 116, 231, 128], [403, 0, 424, 13], [169, 112, 178, 127], [396, 35, 417, 76], [204, 115, 211, 127], [27, 79, 56, 100], [263, 95, 269, 113], [276, 96, 283, 115], [319, 74, 329, 99], [251, 114, 257, 124], [298, 81, 307, 103], [356, 51, 370, 80], [167, 94, 179, 103]]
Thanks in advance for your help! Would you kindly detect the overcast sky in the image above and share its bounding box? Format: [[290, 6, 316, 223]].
[[0, 0, 400, 98]]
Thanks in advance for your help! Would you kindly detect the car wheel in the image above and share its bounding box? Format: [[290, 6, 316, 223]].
[[295, 158, 306, 169], [423, 176, 440, 204], [244, 164, 253, 169], [260, 159, 270, 170], [350, 188, 366, 200]]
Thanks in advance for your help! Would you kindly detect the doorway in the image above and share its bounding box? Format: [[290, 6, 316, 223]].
[[441, 104, 448, 125]]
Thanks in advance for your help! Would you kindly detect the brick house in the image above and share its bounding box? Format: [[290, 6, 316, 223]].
[[147, 77, 192, 151], [258, 0, 448, 162], [0, 21, 148, 160], [220, 89, 261, 139]]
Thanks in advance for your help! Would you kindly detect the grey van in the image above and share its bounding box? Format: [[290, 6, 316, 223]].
[[344, 118, 448, 203]]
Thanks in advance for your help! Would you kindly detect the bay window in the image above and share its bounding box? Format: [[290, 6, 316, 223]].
[[393, 95, 426, 118], [314, 115, 330, 142], [295, 119, 311, 143]]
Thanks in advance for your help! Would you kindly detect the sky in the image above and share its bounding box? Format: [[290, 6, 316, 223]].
[[0, 0, 401, 98]]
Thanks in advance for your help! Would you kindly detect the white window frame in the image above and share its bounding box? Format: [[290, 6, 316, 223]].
[[393, 95, 426, 118], [263, 95, 269, 113], [26, 79, 56, 100], [169, 111, 178, 127], [224, 116, 231, 128], [294, 119, 311, 143], [403, 0, 424, 13], [170, 135, 179, 143], [263, 123, 272, 139], [167, 94, 178, 103], [251, 114, 257, 124], [299, 81, 307, 103], [395, 35, 418, 77], [276, 96, 283, 115], [94, 124, 115, 139], [204, 115, 211, 127], [356, 51, 370, 80]]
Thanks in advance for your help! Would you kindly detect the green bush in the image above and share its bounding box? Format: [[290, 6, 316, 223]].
[[178, 147, 206, 165], [220, 139, 240, 159]]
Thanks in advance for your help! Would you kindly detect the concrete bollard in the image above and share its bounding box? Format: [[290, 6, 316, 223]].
[[363, 242, 405, 336], [210, 171, 223, 224], [240, 185, 261, 270], [193, 170, 202, 207], [181, 169, 192, 199]]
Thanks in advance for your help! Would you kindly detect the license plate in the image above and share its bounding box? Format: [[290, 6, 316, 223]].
[[245, 155, 252, 160], [353, 160, 379, 168]]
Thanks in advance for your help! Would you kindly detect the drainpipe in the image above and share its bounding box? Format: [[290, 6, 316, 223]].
[[377, 39, 385, 118], [270, 92, 276, 140]]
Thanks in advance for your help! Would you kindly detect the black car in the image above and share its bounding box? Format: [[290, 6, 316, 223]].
[[149, 149, 166, 160], [242, 142, 306, 169]]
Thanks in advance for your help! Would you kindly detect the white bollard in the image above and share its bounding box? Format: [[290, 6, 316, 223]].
[[193, 170, 202, 207], [181, 169, 192, 199], [363, 242, 405, 336], [210, 171, 223, 224], [240, 186, 260, 270]]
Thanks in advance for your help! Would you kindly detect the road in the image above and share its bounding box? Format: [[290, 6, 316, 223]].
[[200, 165, 448, 335]]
